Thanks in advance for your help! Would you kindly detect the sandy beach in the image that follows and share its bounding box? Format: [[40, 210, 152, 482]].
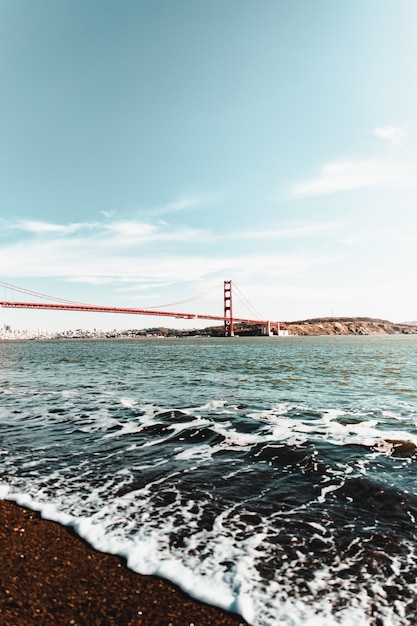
[[0, 499, 248, 626]]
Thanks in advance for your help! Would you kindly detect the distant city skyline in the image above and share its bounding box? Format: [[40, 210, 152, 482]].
[[1, 0, 416, 331]]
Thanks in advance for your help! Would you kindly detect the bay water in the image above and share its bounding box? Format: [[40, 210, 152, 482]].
[[1, 336, 417, 625]]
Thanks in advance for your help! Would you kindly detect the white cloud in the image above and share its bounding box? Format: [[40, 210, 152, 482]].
[[104, 221, 156, 237], [3, 214, 414, 327], [101, 221, 210, 245], [230, 221, 339, 240], [14, 220, 88, 234], [146, 192, 220, 216], [0, 211, 342, 297], [0, 227, 335, 287], [289, 159, 415, 197], [0, 218, 210, 284], [164, 196, 204, 211], [374, 124, 407, 145], [5, 216, 211, 247]]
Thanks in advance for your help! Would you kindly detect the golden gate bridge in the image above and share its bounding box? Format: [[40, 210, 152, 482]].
[[0, 280, 284, 337]]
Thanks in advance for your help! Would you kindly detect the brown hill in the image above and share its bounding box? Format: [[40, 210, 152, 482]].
[[284, 317, 417, 336]]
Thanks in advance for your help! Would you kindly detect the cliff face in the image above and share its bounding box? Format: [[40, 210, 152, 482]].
[[285, 317, 417, 336]]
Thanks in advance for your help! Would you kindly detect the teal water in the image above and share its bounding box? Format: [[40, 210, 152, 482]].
[[1, 336, 417, 625]]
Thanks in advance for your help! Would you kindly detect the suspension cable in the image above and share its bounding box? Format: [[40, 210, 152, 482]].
[[0, 281, 89, 306], [1, 279, 265, 321], [0, 280, 223, 312], [146, 283, 222, 309], [233, 282, 266, 320]]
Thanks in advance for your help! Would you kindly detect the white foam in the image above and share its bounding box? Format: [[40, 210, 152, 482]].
[[317, 481, 345, 503], [120, 397, 137, 408], [174, 444, 217, 462], [2, 388, 417, 625], [243, 404, 417, 459], [2, 479, 415, 626], [0, 484, 10, 498], [61, 389, 76, 398], [196, 399, 227, 411]]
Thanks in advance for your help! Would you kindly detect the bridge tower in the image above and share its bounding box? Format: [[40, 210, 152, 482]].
[[223, 280, 234, 337]]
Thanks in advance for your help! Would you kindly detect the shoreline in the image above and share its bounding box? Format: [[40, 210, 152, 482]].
[[0, 499, 248, 626], [1, 316, 416, 341]]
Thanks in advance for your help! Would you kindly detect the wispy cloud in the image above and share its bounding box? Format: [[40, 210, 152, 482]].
[[374, 124, 407, 145], [230, 221, 339, 240], [104, 221, 157, 237], [162, 196, 205, 212], [0, 213, 218, 290], [5, 217, 210, 246], [13, 220, 90, 234], [100, 221, 210, 245], [288, 159, 415, 198], [145, 192, 220, 216], [0, 230, 336, 287]]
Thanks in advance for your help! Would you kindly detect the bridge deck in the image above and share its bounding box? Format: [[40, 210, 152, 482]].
[[0, 301, 266, 326]]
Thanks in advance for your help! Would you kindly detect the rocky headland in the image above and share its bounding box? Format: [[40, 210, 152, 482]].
[[283, 317, 417, 336]]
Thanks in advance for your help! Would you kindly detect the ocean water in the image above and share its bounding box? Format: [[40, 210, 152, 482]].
[[1, 335, 417, 626]]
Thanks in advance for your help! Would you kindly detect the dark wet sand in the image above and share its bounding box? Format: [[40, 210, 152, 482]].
[[0, 499, 248, 626]]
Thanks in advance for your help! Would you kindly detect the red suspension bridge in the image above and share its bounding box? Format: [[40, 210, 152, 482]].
[[0, 280, 285, 337]]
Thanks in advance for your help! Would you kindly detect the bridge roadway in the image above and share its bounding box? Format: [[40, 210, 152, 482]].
[[0, 300, 266, 326]]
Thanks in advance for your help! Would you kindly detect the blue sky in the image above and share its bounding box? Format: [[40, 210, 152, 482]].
[[1, 0, 416, 331]]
